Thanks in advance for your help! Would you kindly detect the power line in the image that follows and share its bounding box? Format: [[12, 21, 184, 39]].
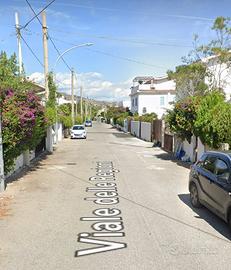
[[42, 36, 167, 69], [35, 2, 213, 21], [25, 0, 72, 72], [21, 30, 168, 69], [50, 29, 192, 48], [20, 34, 44, 67], [21, 0, 56, 29], [86, 48, 167, 69]]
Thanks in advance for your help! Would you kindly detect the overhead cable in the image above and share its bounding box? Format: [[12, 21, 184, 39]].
[[25, 0, 72, 72], [39, 36, 167, 68], [21, 34, 44, 67], [86, 48, 167, 69], [50, 29, 192, 48], [21, 0, 56, 29]]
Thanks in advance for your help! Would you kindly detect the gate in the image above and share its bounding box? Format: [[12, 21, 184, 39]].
[[35, 136, 46, 157], [127, 119, 131, 133], [152, 119, 162, 142], [163, 133, 173, 152]]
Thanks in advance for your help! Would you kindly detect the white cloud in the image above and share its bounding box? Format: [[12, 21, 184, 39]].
[[29, 71, 132, 102]]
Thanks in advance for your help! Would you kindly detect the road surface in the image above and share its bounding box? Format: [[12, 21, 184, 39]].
[[0, 122, 231, 270]]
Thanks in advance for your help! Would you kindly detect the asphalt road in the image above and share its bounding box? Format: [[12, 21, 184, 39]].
[[1, 122, 231, 270]]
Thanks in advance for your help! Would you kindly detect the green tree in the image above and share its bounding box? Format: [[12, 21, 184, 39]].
[[194, 91, 227, 148], [168, 17, 231, 101], [0, 51, 33, 92], [45, 72, 57, 125], [167, 62, 208, 101], [189, 17, 231, 90], [166, 96, 199, 143], [58, 103, 72, 128]]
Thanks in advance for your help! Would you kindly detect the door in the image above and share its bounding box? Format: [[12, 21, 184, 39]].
[[207, 158, 231, 216], [197, 155, 217, 206]]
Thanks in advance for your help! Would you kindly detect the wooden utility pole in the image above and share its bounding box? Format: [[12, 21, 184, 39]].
[[15, 12, 23, 76], [71, 68, 75, 126], [75, 75, 78, 118], [75, 94, 78, 118], [42, 11, 49, 100], [90, 104, 92, 119], [42, 11, 53, 152], [84, 98, 87, 121], [85, 97, 89, 120]]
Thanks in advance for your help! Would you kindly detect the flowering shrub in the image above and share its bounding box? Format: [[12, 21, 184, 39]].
[[166, 96, 198, 143], [1, 89, 46, 173]]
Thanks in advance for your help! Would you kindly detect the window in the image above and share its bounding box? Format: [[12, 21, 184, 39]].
[[214, 159, 230, 182], [202, 155, 216, 173], [132, 99, 134, 107], [160, 96, 165, 106], [142, 107, 147, 114], [73, 126, 84, 130], [135, 97, 138, 106]]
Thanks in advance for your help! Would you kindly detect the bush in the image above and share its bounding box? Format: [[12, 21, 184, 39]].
[[1, 89, 46, 173], [194, 91, 228, 148], [166, 97, 198, 143], [166, 90, 231, 148], [75, 116, 83, 125]]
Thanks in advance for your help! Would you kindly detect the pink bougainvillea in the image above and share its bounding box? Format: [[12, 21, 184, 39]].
[[1, 89, 46, 173]]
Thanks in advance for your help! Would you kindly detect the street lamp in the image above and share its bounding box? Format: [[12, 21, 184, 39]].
[[52, 42, 93, 141], [52, 43, 94, 71]]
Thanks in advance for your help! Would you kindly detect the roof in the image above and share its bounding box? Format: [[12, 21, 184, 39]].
[[205, 151, 231, 159], [133, 76, 154, 82], [130, 89, 176, 96], [145, 76, 168, 84]]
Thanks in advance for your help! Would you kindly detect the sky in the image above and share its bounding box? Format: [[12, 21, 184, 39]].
[[1, 0, 231, 102]]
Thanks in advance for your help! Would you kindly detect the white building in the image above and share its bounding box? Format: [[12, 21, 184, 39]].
[[130, 76, 176, 118], [202, 54, 231, 101]]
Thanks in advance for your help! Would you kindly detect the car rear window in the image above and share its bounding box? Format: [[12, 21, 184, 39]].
[[73, 126, 84, 130]]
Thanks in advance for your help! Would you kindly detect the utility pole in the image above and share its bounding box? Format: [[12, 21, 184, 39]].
[[15, 12, 23, 76], [84, 99, 87, 121], [80, 86, 83, 121], [42, 11, 49, 100], [42, 11, 53, 152], [0, 113, 5, 192], [74, 74, 78, 119], [75, 92, 78, 119], [71, 68, 75, 126], [85, 97, 89, 120]]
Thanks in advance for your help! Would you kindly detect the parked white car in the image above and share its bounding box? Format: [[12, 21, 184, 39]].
[[70, 125, 87, 139]]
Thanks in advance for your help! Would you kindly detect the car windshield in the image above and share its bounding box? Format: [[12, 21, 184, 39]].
[[86, 120, 91, 123], [73, 126, 84, 130]]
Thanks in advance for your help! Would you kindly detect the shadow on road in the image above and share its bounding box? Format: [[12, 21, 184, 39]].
[[178, 193, 231, 241], [5, 152, 49, 188], [155, 152, 191, 169], [112, 132, 132, 138]]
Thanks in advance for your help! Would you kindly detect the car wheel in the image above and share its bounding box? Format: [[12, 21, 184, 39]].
[[189, 183, 202, 208]]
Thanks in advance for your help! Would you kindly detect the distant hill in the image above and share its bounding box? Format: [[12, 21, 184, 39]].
[[58, 92, 113, 107]]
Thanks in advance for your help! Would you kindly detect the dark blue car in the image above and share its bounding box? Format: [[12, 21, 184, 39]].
[[189, 151, 231, 228]]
